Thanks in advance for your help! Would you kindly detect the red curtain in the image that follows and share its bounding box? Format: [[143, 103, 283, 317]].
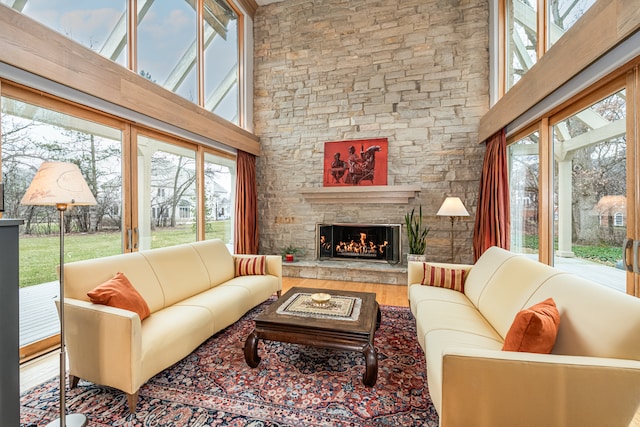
[[473, 128, 510, 261], [234, 150, 259, 254]]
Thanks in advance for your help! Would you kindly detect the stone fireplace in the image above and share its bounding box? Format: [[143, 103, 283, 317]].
[[254, 0, 487, 283], [317, 223, 401, 264]]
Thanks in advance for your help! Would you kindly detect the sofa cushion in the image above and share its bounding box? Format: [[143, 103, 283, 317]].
[[424, 329, 504, 414], [87, 272, 151, 320], [421, 263, 466, 292], [190, 239, 236, 286], [64, 252, 165, 312], [235, 255, 266, 276], [476, 252, 563, 338], [141, 245, 211, 306], [139, 304, 214, 383], [502, 298, 560, 353]]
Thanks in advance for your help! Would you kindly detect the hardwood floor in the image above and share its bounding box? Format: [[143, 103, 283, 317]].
[[282, 277, 409, 307]]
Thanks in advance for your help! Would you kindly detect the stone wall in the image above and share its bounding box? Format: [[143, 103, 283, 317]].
[[253, 0, 489, 269]]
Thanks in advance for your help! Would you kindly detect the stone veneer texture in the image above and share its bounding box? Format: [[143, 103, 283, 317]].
[[253, 0, 489, 267]]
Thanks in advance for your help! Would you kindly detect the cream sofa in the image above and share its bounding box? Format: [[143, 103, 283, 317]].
[[60, 239, 282, 412], [408, 246, 640, 427]]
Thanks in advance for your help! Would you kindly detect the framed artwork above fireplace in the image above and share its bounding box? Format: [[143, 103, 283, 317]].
[[323, 138, 388, 187]]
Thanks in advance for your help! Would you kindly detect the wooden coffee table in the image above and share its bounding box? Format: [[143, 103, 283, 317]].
[[244, 287, 381, 386]]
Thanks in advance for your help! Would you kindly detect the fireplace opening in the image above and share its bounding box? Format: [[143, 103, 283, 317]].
[[317, 223, 401, 263]]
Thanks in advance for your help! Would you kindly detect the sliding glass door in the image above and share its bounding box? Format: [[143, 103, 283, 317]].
[[507, 71, 640, 297], [1, 92, 127, 357], [203, 151, 235, 247], [136, 132, 198, 250], [508, 131, 540, 256], [551, 89, 627, 293]]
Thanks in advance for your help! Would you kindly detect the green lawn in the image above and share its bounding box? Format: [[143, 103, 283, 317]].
[[19, 221, 231, 288], [519, 235, 623, 267]]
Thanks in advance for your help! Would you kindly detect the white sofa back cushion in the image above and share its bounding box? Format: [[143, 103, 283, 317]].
[[477, 255, 565, 338], [191, 239, 235, 286], [532, 274, 640, 360], [465, 247, 640, 361], [64, 239, 239, 314], [141, 244, 212, 307], [64, 252, 166, 312], [462, 246, 518, 307]]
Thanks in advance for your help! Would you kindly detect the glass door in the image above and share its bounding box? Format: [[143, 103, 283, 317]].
[[508, 130, 540, 257], [203, 151, 235, 248], [135, 131, 197, 250], [625, 68, 640, 297], [551, 88, 627, 293], [1, 91, 128, 359]]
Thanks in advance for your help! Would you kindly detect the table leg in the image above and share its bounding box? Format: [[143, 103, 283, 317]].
[[375, 303, 381, 330], [362, 343, 378, 386], [244, 330, 261, 367]]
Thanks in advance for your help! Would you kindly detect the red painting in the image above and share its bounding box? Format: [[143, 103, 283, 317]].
[[323, 138, 388, 187]]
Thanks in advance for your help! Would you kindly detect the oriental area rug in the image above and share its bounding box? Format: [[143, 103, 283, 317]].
[[20, 301, 438, 426]]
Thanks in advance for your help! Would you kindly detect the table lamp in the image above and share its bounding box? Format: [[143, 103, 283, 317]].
[[437, 197, 469, 262], [21, 161, 97, 427]]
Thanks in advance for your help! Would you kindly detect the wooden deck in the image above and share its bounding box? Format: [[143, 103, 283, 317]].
[[19, 281, 60, 348]]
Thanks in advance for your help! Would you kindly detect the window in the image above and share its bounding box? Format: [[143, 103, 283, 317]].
[[504, 0, 597, 92], [0, 3, 244, 358], [204, 1, 240, 124], [137, 0, 197, 102], [1, 93, 125, 354], [1, 0, 128, 67], [614, 212, 624, 227], [137, 134, 197, 250], [204, 151, 235, 247], [506, 0, 537, 90], [547, 0, 597, 49], [2, 0, 243, 124], [508, 131, 539, 255], [552, 89, 626, 287], [507, 75, 633, 294]]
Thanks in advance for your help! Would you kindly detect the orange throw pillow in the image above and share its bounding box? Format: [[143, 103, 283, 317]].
[[420, 263, 466, 293], [502, 298, 560, 353], [235, 255, 267, 276], [87, 272, 151, 320]]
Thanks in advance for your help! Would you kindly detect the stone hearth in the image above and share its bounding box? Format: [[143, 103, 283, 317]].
[[282, 259, 407, 285]]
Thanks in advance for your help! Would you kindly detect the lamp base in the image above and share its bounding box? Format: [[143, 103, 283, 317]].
[[45, 414, 88, 427]]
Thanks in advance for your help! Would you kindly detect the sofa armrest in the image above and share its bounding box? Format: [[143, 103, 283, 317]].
[[58, 298, 142, 394], [233, 254, 283, 292], [440, 347, 640, 427], [265, 255, 283, 291]]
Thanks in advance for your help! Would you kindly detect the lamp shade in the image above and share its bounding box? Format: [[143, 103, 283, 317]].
[[437, 197, 469, 217], [21, 162, 97, 206]]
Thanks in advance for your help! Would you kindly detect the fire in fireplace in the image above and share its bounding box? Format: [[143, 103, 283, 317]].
[[317, 223, 401, 263]]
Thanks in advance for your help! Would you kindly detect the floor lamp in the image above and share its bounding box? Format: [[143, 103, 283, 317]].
[[21, 162, 96, 427], [436, 197, 469, 263]]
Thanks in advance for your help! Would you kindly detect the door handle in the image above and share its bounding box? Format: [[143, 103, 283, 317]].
[[623, 238, 634, 272], [133, 227, 139, 249], [634, 240, 640, 274], [127, 228, 133, 251]]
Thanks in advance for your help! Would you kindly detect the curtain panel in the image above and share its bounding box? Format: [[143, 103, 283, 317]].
[[234, 150, 259, 254], [473, 128, 510, 261]]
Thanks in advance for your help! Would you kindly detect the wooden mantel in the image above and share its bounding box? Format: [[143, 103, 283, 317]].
[[299, 185, 421, 204]]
